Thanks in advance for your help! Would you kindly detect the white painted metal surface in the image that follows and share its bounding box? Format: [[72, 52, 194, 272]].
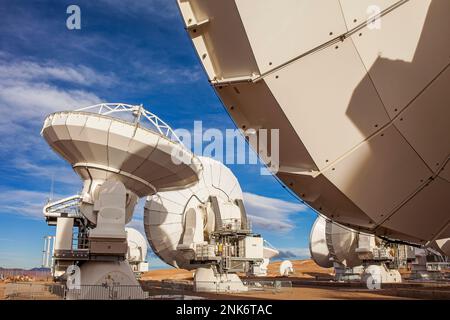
[[309, 216, 333, 268], [279, 260, 294, 277], [243, 237, 264, 260], [435, 238, 450, 257], [41, 103, 202, 198], [263, 246, 279, 260], [41, 104, 203, 291], [126, 227, 148, 263], [310, 215, 362, 268], [54, 218, 74, 251], [176, 0, 450, 246], [144, 156, 243, 269]]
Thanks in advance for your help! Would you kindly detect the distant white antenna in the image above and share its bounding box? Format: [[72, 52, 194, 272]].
[[125, 227, 149, 273], [279, 260, 294, 277]]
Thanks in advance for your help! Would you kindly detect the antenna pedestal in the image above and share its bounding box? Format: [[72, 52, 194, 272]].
[[47, 180, 136, 288], [88, 180, 128, 256], [66, 261, 147, 300], [193, 267, 248, 293]]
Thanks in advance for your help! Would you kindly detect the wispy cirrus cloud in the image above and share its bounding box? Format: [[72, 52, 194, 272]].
[[0, 55, 104, 207], [126, 215, 172, 269], [8, 158, 79, 186], [0, 60, 116, 87], [0, 189, 66, 220], [0, 83, 101, 119], [0, 185, 140, 222], [243, 192, 308, 233], [0, 56, 105, 123]]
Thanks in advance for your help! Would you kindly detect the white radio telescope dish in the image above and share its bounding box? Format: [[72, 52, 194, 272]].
[[41, 103, 202, 294], [309, 216, 333, 268], [41, 103, 201, 197], [126, 227, 148, 263], [176, 0, 450, 246], [279, 260, 294, 277], [144, 156, 243, 269], [41, 103, 202, 224], [310, 216, 362, 268]]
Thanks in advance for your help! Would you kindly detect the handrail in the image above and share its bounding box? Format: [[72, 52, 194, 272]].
[[43, 195, 82, 218], [76, 103, 182, 144]]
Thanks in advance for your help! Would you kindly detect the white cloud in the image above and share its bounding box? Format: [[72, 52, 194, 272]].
[[0, 61, 115, 86], [243, 192, 308, 233], [9, 158, 79, 186], [0, 58, 105, 123], [0, 82, 101, 120], [0, 189, 67, 220], [247, 215, 294, 233], [126, 217, 170, 269], [0, 58, 105, 222], [0, 56, 104, 202]]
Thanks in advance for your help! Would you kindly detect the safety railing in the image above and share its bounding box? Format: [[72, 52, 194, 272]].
[[193, 280, 293, 294], [76, 103, 182, 144], [426, 262, 450, 272], [242, 280, 293, 293], [65, 284, 149, 300], [217, 218, 253, 233], [2, 281, 292, 300]]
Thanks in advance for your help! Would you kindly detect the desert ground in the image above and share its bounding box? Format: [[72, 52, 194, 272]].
[[140, 259, 334, 282], [1, 259, 449, 300], [140, 259, 449, 300]]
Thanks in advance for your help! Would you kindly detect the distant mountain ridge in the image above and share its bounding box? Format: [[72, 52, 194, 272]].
[[0, 267, 50, 272]]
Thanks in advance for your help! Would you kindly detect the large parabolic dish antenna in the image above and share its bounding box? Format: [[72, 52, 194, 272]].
[[176, 0, 450, 246], [310, 216, 362, 268], [309, 216, 333, 268], [42, 103, 202, 225], [41, 103, 274, 294], [126, 227, 148, 263], [42, 103, 202, 198]]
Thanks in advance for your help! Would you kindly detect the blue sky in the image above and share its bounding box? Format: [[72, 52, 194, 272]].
[[0, 0, 317, 269]]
